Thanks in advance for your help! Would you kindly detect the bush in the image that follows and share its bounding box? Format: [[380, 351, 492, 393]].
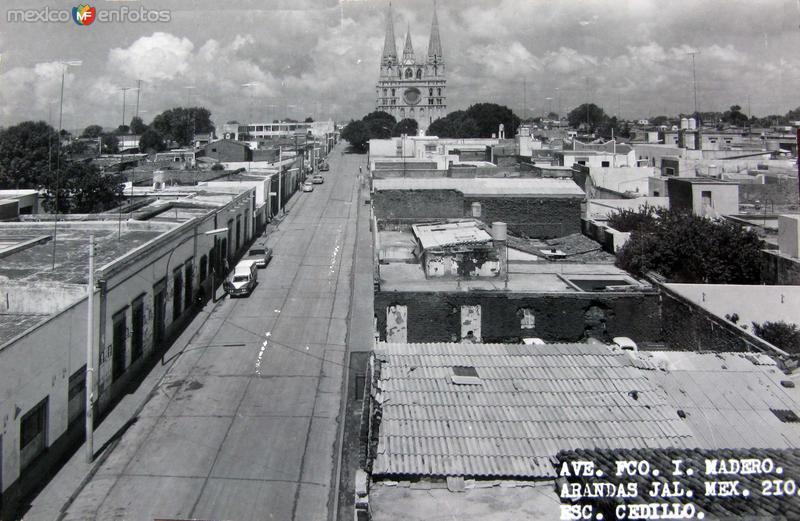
[[615, 207, 763, 283], [211, 163, 224, 171], [752, 321, 800, 354], [606, 203, 658, 232]]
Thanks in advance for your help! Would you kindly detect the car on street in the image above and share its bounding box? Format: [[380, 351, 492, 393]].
[[319, 162, 329, 171], [246, 244, 273, 268], [302, 181, 314, 192], [224, 259, 258, 297], [312, 174, 324, 184]]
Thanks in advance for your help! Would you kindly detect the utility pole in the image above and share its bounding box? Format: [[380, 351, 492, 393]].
[[523, 78, 527, 121], [85, 234, 95, 463], [135, 79, 142, 119]]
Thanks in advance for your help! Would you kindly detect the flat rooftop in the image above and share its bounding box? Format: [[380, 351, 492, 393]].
[[0, 312, 48, 347], [0, 222, 171, 285], [664, 283, 800, 328], [372, 177, 585, 197], [379, 259, 645, 293]]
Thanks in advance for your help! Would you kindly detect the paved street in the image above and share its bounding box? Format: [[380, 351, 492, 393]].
[[49, 146, 366, 521]]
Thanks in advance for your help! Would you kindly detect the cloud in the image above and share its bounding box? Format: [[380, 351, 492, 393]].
[[108, 32, 195, 82]]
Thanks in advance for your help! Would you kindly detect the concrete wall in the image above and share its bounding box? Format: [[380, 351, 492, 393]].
[[374, 291, 662, 344], [739, 178, 799, 208], [0, 283, 87, 315], [0, 296, 94, 517], [761, 249, 800, 285]]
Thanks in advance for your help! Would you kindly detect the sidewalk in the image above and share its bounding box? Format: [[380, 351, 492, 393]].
[[23, 191, 305, 521], [23, 302, 218, 521]]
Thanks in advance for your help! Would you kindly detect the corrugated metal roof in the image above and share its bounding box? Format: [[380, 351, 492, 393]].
[[372, 177, 585, 197], [411, 221, 493, 251], [639, 351, 800, 450], [372, 342, 695, 479]]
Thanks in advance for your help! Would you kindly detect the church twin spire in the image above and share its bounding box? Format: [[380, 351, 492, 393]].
[[381, 2, 442, 67]]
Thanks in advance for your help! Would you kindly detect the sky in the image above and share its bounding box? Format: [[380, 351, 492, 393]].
[[1, 0, 799, 132]]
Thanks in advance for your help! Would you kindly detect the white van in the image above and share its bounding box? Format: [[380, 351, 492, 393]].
[[224, 259, 258, 297]]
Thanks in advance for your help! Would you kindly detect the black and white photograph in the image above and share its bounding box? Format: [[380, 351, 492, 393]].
[[0, 1, 799, 519]]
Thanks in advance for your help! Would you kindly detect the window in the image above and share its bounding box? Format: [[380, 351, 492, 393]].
[[383, 88, 387, 96], [184, 260, 193, 312], [112, 309, 127, 382], [601, 161, 610, 167], [577, 160, 587, 166], [701, 190, 713, 208], [665, 167, 675, 176], [173, 267, 183, 321], [131, 296, 144, 362], [653, 190, 660, 197], [199, 255, 208, 282], [416, 69, 422, 79], [437, 88, 442, 96], [20, 398, 48, 470], [429, 88, 433, 96], [405, 68, 413, 79], [391, 88, 396, 96], [520, 308, 536, 329], [67, 368, 86, 426]]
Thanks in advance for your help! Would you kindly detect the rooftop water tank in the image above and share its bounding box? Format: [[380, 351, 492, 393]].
[[492, 222, 507, 241], [680, 118, 689, 130], [688, 117, 697, 130]]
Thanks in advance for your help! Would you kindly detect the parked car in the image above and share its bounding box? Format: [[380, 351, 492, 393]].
[[302, 181, 314, 192], [319, 162, 329, 171], [246, 244, 273, 268], [312, 174, 324, 184], [224, 260, 258, 297]]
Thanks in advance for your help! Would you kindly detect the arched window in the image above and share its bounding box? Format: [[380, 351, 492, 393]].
[[434, 65, 438, 75], [429, 88, 433, 96], [383, 88, 387, 96], [391, 88, 396, 96], [405, 68, 413, 79], [416, 69, 422, 79], [398, 69, 402, 78], [437, 88, 442, 96]]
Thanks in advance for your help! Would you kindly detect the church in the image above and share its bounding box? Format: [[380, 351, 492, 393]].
[[375, 2, 446, 133]]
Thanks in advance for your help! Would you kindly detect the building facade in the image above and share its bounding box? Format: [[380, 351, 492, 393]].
[[376, 3, 446, 132]]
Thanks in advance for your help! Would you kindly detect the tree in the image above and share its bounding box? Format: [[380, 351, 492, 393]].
[[115, 125, 131, 135], [392, 118, 419, 137], [139, 128, 166, 153], [751, 321, 800, 354], [129, 116, 148, 134], [546, 112, 559, 121], [42, 162, 124, 213], [650, 115, 670, 127], [722, 105, 748, 127], [152, 107, 215, 146], [304, 117, 314, 123], [341, 120, 370, 152], [101, 134, 119, 154], [81, 124, 103, 138], [567, 103, 607, 132], [427, 110, 479, 138], [615, 207, 763, 284], [0, 120, 61, 188], [463, 103, 520, 138]]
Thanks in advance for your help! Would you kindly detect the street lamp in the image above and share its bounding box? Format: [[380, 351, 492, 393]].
[[52, 59, 82, 271], [184, 85, 196, 149], [119, 86, 138, 129]]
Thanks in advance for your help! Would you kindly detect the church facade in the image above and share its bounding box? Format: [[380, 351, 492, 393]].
[[375, 3, 446, 133]]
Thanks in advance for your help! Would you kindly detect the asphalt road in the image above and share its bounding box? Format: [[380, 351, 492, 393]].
[[59, 145, 366, 521]]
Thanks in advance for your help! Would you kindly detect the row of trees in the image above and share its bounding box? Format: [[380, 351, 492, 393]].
[[340, 111, 419, 152], [341, 103, 524, 150], [78, 107, 215, 154]]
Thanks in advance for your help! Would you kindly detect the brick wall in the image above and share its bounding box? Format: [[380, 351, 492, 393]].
[[373, 189, 582, 238], [465, 197, 582, 238], [374, 291, 662, 344], [373, 189, 464, 220]]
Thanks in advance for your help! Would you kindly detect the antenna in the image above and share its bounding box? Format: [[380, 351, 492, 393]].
[[687, 50, 700, 118]]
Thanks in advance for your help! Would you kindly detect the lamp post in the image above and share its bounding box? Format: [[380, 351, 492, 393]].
[[52, 60, 82, 271], [242, 83, 257, 170], [183, 85, 196, 150], [119, 86, 138, 129]]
